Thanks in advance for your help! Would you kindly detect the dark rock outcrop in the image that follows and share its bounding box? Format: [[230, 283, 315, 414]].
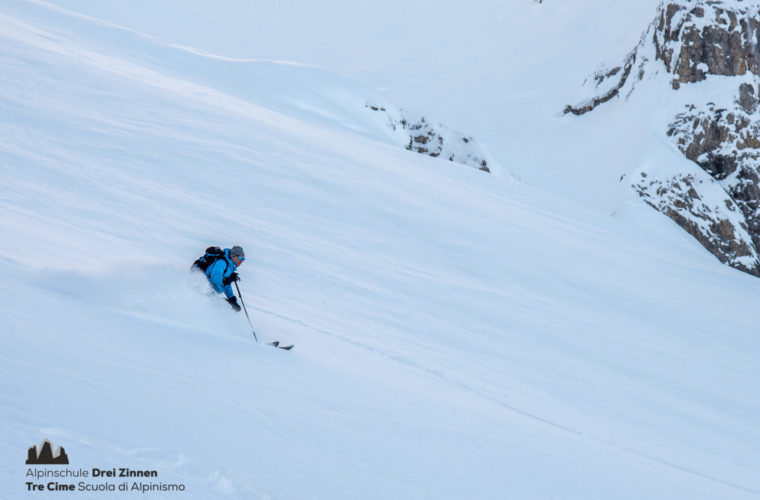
[[567, 1, 760, 115], [656, 3, 760, 89], [567, 0, 760, 275], [634, 171, 758, 273]]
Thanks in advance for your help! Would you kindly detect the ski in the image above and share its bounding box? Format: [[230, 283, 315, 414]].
[[268, 341, 294, 351]]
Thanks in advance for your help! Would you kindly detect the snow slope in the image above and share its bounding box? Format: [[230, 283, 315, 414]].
[[40, 0, 666, 206], [1, 1, 759, 499]]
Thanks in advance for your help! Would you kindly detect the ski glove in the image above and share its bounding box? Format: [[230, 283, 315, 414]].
[[226, 296, 241, 312], [223, 272, 240, 286]]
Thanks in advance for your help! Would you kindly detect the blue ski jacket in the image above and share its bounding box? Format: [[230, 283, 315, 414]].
[[205, 249, 238, 299]]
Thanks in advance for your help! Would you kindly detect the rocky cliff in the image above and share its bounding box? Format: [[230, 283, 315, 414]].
[[567, 0, 760, 276]]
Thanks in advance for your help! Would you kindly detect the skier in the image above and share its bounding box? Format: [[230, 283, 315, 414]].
[[192, 245, 246, 311]]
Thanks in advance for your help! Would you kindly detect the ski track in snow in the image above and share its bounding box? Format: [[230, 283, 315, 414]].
[[251, 305, 760, 497]]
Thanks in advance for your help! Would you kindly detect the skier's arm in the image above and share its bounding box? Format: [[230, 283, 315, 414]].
[[207, 261, 234, 298]]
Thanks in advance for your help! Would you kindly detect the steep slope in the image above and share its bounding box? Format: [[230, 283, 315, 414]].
[[1, 0, 498, 175], [1, 2, 759, 500]]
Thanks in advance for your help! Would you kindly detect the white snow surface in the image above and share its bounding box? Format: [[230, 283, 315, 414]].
[[1, 1, 759, 499]]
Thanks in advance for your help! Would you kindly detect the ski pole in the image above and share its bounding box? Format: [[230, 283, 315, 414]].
[[234, 281, 259, 342]]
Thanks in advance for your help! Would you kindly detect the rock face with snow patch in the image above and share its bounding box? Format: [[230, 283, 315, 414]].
[[633, 169, 759, 273], [567, 0, 760, 276], [365, 103, 492, 172], [657, 3, 760, 89]]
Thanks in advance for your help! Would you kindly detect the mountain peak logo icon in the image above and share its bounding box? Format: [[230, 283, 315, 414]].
[[26, 440, 69, 465]]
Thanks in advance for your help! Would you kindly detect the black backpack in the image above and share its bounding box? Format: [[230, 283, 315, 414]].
[[191, 246, 227, 272]]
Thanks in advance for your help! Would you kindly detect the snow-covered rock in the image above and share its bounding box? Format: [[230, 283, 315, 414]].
[[364, 103, 493, 172], [567, 0, 760, 275]]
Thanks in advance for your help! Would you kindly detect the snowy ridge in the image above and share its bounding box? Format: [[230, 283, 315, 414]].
[[4, 0, 494, 175]]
